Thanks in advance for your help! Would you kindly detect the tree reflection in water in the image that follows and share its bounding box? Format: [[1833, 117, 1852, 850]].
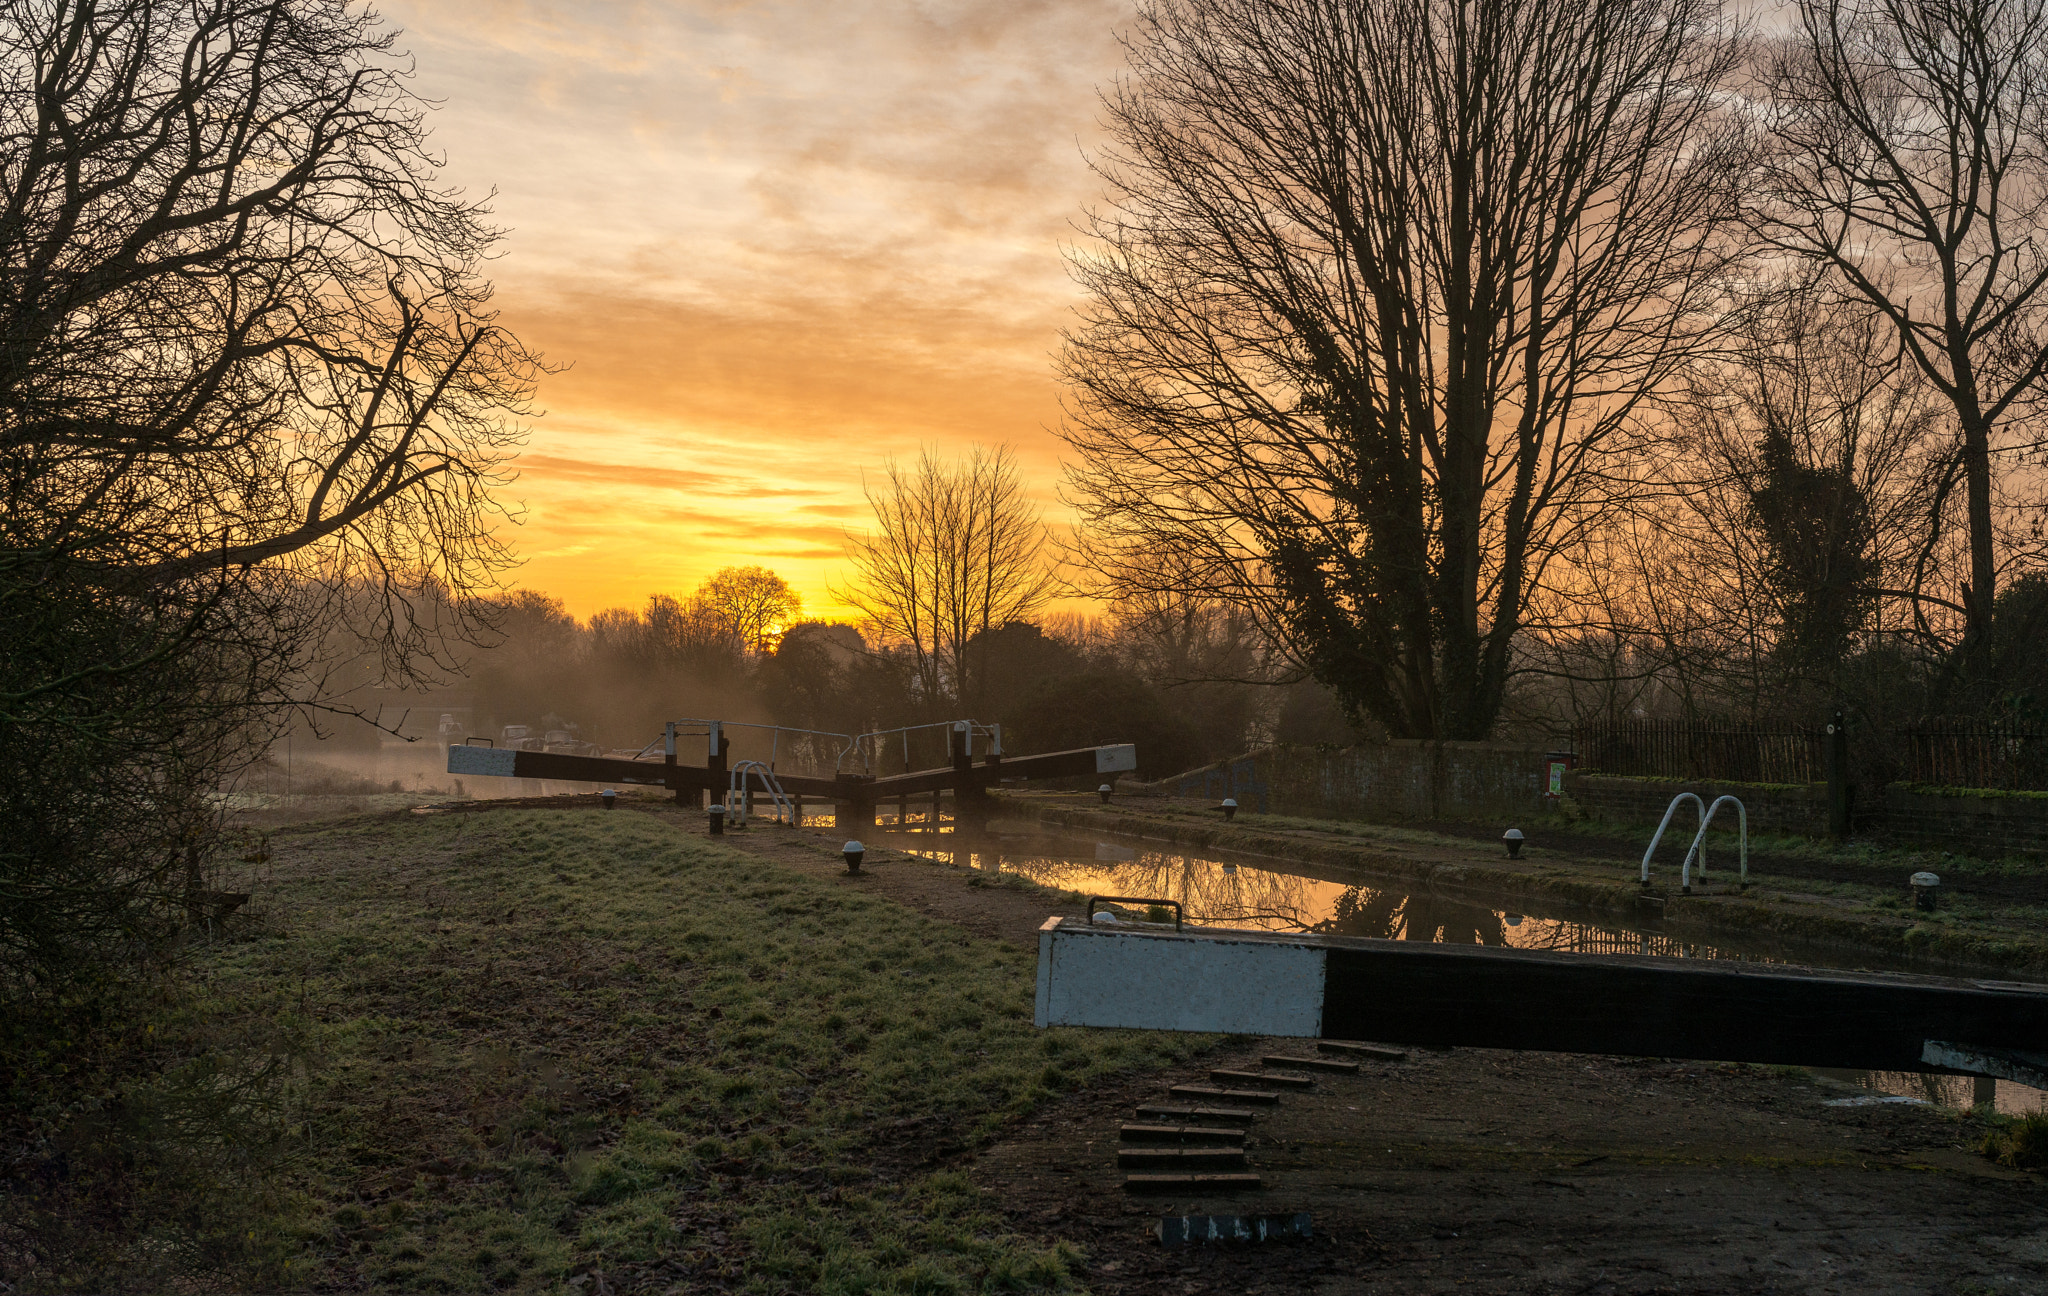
[[910, 833, 1328, 929], [890, 832, 1720, 956], [1311, 886, 1509, 945]]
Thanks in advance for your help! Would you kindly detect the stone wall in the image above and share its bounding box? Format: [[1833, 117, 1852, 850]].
[[1564, 774, 1830, 838], [1875, 785, 2048, 857]]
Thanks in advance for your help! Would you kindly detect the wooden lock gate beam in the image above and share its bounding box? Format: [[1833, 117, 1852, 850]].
[[448, 741, 1137, 805], [1032, 917, 2048, 1081]]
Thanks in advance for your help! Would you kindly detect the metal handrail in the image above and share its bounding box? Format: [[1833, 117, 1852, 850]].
[[837, 719, 1003, 774], [726, 760, 794, 827], [1641, 792, 1748, 894], [1084, 896, 1184, 930], [1680, 795, 1748, 893], [658, 718, 856, 773], [639, 716, 1005, 777], [1641, 793, 1705, 888]]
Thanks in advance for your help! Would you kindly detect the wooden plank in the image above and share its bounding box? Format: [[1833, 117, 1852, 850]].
[[1118, 1147, 1248, 1170], [1316, 941, 2048, 1073], [1119, 1124, 1246, 1145], [451, 747, 676, 786], [1212, 1068, 1312, 1089], [1124, 1173, 1262, 1195], [867, 744, 1136, 796], [1318, 1042, 1407, 1062], [1921, 1040, 2048, 1088], [1134, 1103, 1256, 1125], [1170, 1084, 1281, 1105], [459, 746, 869, 798], [1263, 1055, 1359, 1074], [457, 743, 1137, 800]]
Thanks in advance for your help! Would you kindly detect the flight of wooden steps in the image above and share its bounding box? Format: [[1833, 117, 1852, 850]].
[[1118, 1042, 1398, 1196]]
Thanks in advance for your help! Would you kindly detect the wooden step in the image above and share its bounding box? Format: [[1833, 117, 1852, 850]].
[[1263, 1054, 1359, 1074], [1319, 1041, 1408, 1062], [1170, 1084, 1281, 1105], [1120, 1123, 1247, 1145], [1118, 1147, 1248, 1170], [1124, 1172, 1263, 1195], [1213, 1068, 1311, 1089], [1135, 1103, 1257, 1125]]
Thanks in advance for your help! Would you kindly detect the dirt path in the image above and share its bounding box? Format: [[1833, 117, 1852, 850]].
[[394, 798, 2048, 1293]]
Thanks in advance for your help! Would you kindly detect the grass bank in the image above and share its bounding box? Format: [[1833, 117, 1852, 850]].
[[8, 808, 1211, 1293]]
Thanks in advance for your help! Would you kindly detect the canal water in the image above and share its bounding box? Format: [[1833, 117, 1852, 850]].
[[866, 818, 2048, 1116]]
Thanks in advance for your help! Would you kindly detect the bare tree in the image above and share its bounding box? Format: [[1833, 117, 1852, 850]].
[[695, 565, 802, 656], [0, 0, 541, 979], [839, 445, 1055, 713], [1756, 0, 2048, 681], [1058, 0, 1749, 739], [0, 0, 541, 644], [1661, 288, 1951, 690]]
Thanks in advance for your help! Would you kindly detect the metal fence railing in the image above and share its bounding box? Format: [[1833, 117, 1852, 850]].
[[1571, 720, 1824, 785], [1571, 717, 2048, 792], [1893, 720, 2048, 791]]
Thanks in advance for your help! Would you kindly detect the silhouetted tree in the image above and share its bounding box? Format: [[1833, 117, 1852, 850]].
[[1059, 0, 1749, 740], [696, 565, 802, 657], [1756, 0, 2048, 682], [1007, 669, 1204, 779], [839, 446, 1054, 713], [1, 0, 541, 980]]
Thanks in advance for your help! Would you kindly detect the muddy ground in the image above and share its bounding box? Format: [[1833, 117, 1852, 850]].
[[653, 805, 2048, 1296], [976, 1045, 2048, 1295]]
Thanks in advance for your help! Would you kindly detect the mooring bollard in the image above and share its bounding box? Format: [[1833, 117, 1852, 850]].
[[708, 804, 726, 835], [601, 789, 616, 811], [842, 839, 865, 873], [1911, 870, 1941, 911], [1099, 783, 1113, 804], [1222, 798, 1238, 821], [1502, 827, 1524, 859]]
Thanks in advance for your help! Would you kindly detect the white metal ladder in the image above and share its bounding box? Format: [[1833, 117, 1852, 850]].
[[1641, 793, 1748, 894], [726, 760, 794, 828]]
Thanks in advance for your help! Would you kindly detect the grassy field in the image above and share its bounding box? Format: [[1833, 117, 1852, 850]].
[[17, 807, 1211, 1293]]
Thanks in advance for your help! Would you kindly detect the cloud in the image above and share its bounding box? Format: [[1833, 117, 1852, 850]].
[[374, 0, 1132, 620]]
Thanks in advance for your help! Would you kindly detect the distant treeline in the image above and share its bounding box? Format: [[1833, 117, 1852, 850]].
[[395, 575, 1360, 783]]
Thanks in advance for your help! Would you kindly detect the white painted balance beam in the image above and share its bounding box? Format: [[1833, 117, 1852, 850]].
[[1035, 917, 1328, 1036]]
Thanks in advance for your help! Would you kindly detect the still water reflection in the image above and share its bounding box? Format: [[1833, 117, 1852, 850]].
[[872, 822, 2048, 1115], [886, 827, 1755, 957]]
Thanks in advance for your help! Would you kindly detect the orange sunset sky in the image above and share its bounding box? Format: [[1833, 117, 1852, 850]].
[[380, 0, 1136, 622]]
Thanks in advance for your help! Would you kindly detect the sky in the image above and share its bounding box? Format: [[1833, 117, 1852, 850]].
[[378, 0, 1137, 622]]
